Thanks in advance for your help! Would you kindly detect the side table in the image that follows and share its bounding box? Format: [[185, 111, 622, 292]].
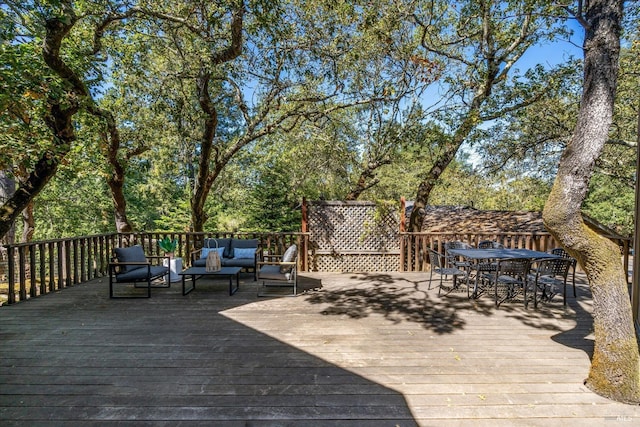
[[164, 257, 183, 284]]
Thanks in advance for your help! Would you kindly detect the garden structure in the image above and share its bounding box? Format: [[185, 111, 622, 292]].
[[1, 203, 640, 424], [0, 199, 632, 305]]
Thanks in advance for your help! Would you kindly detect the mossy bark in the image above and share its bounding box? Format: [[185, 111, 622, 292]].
[[543, 0, 640, 404]]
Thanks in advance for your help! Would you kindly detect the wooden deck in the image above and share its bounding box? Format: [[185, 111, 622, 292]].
[[1, 271, 639, 426]]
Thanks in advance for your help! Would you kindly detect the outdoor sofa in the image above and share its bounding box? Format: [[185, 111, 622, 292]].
[[191, 238, 260, 280]]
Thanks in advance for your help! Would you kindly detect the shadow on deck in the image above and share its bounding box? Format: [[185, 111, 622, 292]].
[[1, 271, 638, 426]]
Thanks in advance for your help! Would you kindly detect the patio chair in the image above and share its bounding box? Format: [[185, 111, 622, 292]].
[[109, 245, 170, 298], [529, 257, 574, 308], [428, 249, 468, 296], [480, 257, 531, 307], [477, 240, 505, 249], [257, 244, 298, 297], [466, 241, 502, 297], [443, 241, 472, 271], [550, 247, 577, 299]]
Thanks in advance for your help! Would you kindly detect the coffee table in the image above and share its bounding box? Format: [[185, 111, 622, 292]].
[[179, 266, 241, 296]]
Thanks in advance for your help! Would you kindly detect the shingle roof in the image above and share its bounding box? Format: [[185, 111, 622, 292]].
[[416, 205, 545, 233], [404, 204, 626, 239]]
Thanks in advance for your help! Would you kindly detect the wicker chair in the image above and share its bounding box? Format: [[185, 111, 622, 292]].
[[443, 241, 472, 270], [473, 241, 503, 294], [477, 240, 505, 249]]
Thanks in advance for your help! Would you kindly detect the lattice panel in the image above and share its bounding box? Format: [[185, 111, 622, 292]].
[[310, 253, 400, 272], [306, 201, 400, 272], [308, 201, 399, 252]]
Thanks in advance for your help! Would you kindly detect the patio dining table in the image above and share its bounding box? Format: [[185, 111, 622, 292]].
[[447, 248, 560, 261], [447, 248, 560, 298]]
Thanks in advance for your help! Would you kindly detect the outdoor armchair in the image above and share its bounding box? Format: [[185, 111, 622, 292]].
[[257, 244, 298, 297], [109, 245, 170, 298]]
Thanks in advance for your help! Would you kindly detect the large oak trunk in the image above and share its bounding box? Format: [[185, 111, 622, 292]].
[[543, 0, 640, 404], [0, 10, 81, 240]]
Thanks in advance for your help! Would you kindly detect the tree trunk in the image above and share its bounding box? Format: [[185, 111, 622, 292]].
[[190, 70, 217, 233], [344, 159, 390, 201], [91, 106, 135, 233], [107, 177, 133, 233], [409, 113, 479, 231], [543, 0, 640, 404], [0, 171, 16, 245], [189, 5, 244, 232], [0, 9, 82, 241], [21, 201, 35, 243], [0, 149, 67, 239]]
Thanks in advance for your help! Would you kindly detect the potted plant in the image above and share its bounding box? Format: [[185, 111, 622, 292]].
[[158, 237, 178, 258]]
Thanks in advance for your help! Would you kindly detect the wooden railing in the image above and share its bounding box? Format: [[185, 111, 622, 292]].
[[0, 233, 120, 305], [1, 231, 309, 305], [399, 231, 632, 275], [2, 230, 631, 305]]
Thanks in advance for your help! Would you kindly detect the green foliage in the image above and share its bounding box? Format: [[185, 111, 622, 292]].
[[157, 236, 178, 253], [361, 199, 399, 243], [30, 168, 114, 239], [243, 161, 302, 232], [0, 0, 636, 241], [0, 10, 53, 171], [584, 174, 634, 237]]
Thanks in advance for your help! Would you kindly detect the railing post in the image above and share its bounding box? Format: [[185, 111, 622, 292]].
[[72, 239, 79, 285], [399, 234, 405, 272], [80, 238, 87, 282], [39, 243, 46, 296], [48, 241, 55, 292], [18, 246, 26, 301], [7, 245, 15, 304], [56, 240, 63, 290], [29, 244, 37, 297]]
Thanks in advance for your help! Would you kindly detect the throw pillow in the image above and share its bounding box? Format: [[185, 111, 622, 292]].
[[201, 247, 225, 259], [204, 238, 232, 258], [233, 247, 256, 259], [280, 244, 297, 273], [230, 238, 259, 259]]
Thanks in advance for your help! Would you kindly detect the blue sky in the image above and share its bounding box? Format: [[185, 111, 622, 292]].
[[518, 20, 584, 70]]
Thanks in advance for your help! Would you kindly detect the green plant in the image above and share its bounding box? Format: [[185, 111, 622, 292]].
[[158, 237, 178, 253]]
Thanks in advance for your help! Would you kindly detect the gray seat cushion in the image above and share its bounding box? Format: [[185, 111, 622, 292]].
[[192, 258, 206, 267], [114, 265, 168, 282], [259, 265, 293, 281], [221, 257, 255, 268]]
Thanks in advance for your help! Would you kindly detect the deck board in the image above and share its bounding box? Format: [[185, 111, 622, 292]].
[[1, 271, 639, 426]]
